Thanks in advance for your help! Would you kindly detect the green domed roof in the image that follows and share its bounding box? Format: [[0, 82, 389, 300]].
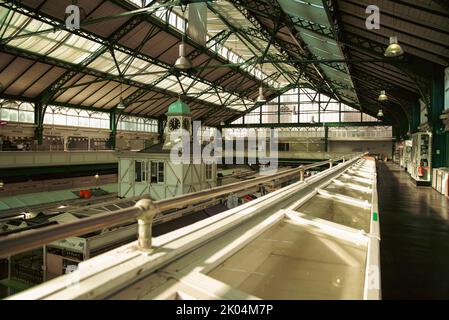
[[166, 99, 191, 115]]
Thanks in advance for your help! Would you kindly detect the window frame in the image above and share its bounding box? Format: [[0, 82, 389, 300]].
[[134, 160, 147, 182], [205, 163, 213, 181], [149, 161, 165, 184]]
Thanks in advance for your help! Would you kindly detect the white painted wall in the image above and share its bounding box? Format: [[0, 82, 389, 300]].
[[118, 155, 217, 200]]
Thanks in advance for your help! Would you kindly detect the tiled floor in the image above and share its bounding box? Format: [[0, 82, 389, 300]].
[[377, 162, 449, 299]]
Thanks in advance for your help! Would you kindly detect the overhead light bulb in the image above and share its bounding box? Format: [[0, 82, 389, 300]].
[[378, 90, 388, 102], [257, 86, 266, 103], [377, 109, 384, 117], [174, 42, 192, 70], [117, 97, 126, 110], [310, 116, 316, 124], [384, 36, 404, 57]]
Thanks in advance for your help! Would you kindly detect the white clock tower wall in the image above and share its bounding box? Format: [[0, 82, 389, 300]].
[[116, 99, 217, 200]]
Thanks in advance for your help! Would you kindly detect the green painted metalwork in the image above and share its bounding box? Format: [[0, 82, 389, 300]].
[[431, 67, 449, 168], [324, 125, 329, 152], [109, 111, 117, 149], [33, 101, 44, 145], [410, 101, 420, 134], [1, 1, 249, 122], [0, 0, 442, 136], [166, 99, 191, 115]]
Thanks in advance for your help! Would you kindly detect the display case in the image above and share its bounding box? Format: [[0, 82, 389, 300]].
[[403, 140, 412, 172], [432, 168, 449, 197], [410, 132, 432, 186], [393, 141, 403, 165]]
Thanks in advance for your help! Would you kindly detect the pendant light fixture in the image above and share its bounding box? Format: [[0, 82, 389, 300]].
[[257, 85, 266, 103], [384, 36, 404, 57], [377, 108, 384, 117], [378, 90, 388, 102], [174, 41, 192, 70], [384, 5, 403, 58], [174, 6, 193, 70], [117, 98, 125, 110], [117, 79, 125, 110], [257, 63, 266, 103]]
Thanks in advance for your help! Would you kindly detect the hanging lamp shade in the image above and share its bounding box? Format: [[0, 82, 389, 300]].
[[117, 97, 126, 109], [257, 86, 266, 103], [378, 90, 388, 102], [384, 36, 404, 57], [377, 109, 384, 117], [174, 43, 193, 70], [310, 116, 316, 124]]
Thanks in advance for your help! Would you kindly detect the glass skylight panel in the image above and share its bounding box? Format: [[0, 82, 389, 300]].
[[1, 12, 39, 39], [89, 51, 168, 84], [169, 3, 282, 88], [50, 34, 102, 64], [130, 73, 165, 85], [229, 97, 252, 108], [121, 55, 166, 77], [227, 104, 247, 112], [4, 11, 101, 64], [157, 76, 181, 92], [88, 52, 117, 74], [179, 76, 211, 94], [7, 19, 66, 53], [198, 94, 220, 104], [217, 92, 232, 102], [2, 5, 273, 115]]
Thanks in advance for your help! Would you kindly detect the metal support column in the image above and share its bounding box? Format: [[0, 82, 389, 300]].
[[431, 67, 448, 168], [108, 111, 117, 150], [34, 101, 44, 145], [42, 245, 47, 282], [157, 116, 165, 144], [324, 125, 329, 152], [410, 100, 420, 134], [7, 255, 11, 297], [277, 96, 281, 123]]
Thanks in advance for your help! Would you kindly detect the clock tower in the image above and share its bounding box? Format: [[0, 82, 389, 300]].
[[116, 98, 217, 200], [163, 98, 192, 150]]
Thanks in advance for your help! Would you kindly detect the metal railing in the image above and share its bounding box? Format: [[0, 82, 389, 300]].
[[0, 153, 364, 258]]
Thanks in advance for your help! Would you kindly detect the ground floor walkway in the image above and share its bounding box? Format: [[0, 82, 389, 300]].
[[377, 162, 449, 299]]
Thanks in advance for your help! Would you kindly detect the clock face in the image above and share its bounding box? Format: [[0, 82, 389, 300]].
[[182, 118, 190, 131], [168, 118, 180, 131]]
